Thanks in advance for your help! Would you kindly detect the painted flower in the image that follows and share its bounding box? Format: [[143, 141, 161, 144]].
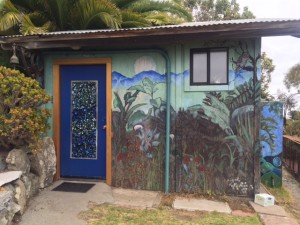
[[134, 124, 143, 131], [117, 153, 127, 161], [194, 156, 201, 163], [183, 155, 190, 164], [198, 166, 207, 172]]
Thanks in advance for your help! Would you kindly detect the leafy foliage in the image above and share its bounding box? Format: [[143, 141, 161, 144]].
[[184, 0, 255, 22], [113, 90, 146, 130], [260, 115, 277, 151], [286, 119, 300, 136], [284, 63, 300, 91], [0, 66, 51, 150], [128, 77, 163, 116], [276, 91, 298, 127], [261, 52, 275, 100], [0, 0, 192, 35], [285, 110, 300, 136], [226, 79, 255, 112]]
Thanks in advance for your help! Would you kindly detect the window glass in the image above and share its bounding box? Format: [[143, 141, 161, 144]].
[[193, 53, 207, 83], [210, 51, 227, 84]]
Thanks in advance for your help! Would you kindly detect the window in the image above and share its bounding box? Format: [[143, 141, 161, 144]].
[[190, 48, 228, 85]]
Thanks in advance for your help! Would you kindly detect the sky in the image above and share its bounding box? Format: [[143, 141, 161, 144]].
[[238, 0, 300, 97]]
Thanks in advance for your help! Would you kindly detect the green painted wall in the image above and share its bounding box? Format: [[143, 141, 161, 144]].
[[44, 51, 166, 137], [44, 37, 262, 196]]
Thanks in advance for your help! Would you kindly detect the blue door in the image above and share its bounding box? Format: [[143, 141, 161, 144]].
[[60, 65, 106, 179]]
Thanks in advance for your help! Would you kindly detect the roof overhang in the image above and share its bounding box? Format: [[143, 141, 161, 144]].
[[1, 19, 300, 50]]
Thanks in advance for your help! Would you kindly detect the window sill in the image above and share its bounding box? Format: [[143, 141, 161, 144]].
[[184, 72, 234, 92]]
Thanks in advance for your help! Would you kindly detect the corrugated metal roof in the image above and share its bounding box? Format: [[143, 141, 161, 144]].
[[2, 18, 300, 38]]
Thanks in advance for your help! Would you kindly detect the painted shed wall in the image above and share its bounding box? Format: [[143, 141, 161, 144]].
[[260, 102, 283, 188], [44, 38, 261, 196]]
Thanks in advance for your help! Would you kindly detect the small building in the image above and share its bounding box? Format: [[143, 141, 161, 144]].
[[1, 19, 300, 196]]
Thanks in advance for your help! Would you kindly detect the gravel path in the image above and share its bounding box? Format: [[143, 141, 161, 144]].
[[283, 167, 300, 221]]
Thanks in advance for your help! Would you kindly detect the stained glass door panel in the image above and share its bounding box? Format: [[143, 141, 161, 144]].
[[60, 65, 106, 179]]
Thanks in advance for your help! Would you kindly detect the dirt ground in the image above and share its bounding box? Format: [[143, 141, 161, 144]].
[[282, 167, 300, 222], [159, 192, 254, 213]]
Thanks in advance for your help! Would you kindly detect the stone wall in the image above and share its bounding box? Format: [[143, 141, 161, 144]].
[[0, 137, 56, 225]]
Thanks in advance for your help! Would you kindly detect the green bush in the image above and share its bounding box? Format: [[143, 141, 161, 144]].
[[0, 66, 51, 151]]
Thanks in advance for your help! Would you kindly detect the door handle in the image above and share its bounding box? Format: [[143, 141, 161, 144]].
[[103, 125, 107, 130]]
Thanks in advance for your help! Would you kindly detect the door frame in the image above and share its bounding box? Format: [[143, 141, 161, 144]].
[[53, 58, 112, 185]]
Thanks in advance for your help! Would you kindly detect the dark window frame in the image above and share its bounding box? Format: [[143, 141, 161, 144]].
[[190, 48, 229, 86]]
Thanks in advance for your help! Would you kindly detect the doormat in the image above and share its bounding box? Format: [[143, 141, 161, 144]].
[[52, 182, 95, 193]]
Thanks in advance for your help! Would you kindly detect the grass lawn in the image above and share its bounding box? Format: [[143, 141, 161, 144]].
[[266, 187, 292, 204], [79, 204, 262, 225]]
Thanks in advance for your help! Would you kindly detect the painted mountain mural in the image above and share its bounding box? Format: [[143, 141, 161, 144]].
[[111, 42, 265, 196]]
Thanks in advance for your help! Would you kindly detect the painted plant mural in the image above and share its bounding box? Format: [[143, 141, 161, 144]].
[[112, 41, 263, 196], [112, 69, 167, 190], [260, 102, 283, 188]]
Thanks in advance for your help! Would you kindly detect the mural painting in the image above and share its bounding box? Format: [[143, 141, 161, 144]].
[[112, 40, 262, 196], [260, 102, 283, 188], [112, 55, 167, 191]]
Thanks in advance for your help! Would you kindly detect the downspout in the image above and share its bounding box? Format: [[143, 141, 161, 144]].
[[156, 50, 171, 194], [143, 49, 171, 194]]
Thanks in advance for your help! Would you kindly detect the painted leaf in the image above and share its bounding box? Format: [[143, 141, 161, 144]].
[[154, 132, 160, 140], [128, 85, 146, 93], [231, 105, 254, 125], [153, 87, 159, 93], [124, 92, 131, 102], [125, 103, 147, 120], [142, 77, 154, 87], [113, 92, 125, 113], [127, 96, 137, 104], [144, 87, 152, 95], [194, 94, 230, 130], [224, 135, 238, 140], [127, 110, 146, 126], [150, 97, 162, 109], [152, 141, 160, 147]]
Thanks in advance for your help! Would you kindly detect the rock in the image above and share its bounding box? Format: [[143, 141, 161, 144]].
[[14, 180, 26, 215], [6, 149, 30, 174], [2, 184, 15, 193], [29, 137, 56, 188], [0, 191, 19, 225], [21, 173, 39, 199], [0, 159, 6, 173], [0, 171, 22, 187]]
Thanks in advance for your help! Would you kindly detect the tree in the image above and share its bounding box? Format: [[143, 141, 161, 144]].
[[277, 90, 298, 127], [285, 110, 300, 136], [261, 52, 275, 100], [284, 63, 300, 91], [0, 66, 51, 151], [186, 0, 255, 22], [0, 0, 192, 35]]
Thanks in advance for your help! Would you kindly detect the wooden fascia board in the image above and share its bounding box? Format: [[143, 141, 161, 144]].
[[1, 21, 300, 48]]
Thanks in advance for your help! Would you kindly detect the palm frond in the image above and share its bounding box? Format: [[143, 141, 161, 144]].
[[145, 13, 170, 25], [71, 0, 122, 30], [43, 0, 71, 30], [111, 0, 141, 9], [121, 10, 151, 27], [129, 1, 193, 22], [27, 11, 53, 29], [11, 0, 44, 12], [145, 12, 188, 25], [19, 15, 50, 35], [0, 0, 22, 32]]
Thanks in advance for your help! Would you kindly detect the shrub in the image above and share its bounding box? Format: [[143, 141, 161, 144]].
[[0, 66, 51, 151]]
